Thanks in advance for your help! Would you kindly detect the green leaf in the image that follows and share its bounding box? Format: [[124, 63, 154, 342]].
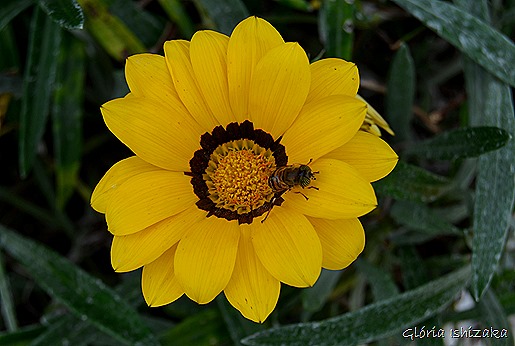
[[157, 0, 195, 38], [52, 32, 85, 209], [470, 90, 514, 300], [477, 289, 512, 346], [458, 0, 515, 300], [38, 0, 84, 30], [356, 260, 399, 301], [19, 7, 62, 178], [193, 0, 249, 35], [30, 316, 99, 346], [319, 0, 355, 60], [77, 0, 145, 61], [386, 42, 415, 143], [0, 324, 46, 346], [391, 201, 462, 237], [391, 0, 515, 87], [0, 252, 17, 331], [0, 225, 159, 346], [0, 0, 33, 32], [159, 308, 231, 346], [216, 296, 262, 346], [405, 126, 510, 160], [242, 266, 470, 346], [276, 0, 314, 12], [302, 269, 342, 313], [109, 0, 163, 48], [373, 161, 452, 203]]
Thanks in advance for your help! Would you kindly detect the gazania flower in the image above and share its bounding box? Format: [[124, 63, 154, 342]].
[[91, 16, 397, 323]]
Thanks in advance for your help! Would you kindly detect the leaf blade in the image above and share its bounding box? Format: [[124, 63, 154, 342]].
[[405, 126, 510, 160], [38, 0, 84, 30], [391, 0, 515, 87], [52, 32, 85, 209], [242, 266, 470, 346], [193, 0, 249, 35], [0, 225, 159, 346], [386, 42, 415, 143], [19, 7, 62, 178]]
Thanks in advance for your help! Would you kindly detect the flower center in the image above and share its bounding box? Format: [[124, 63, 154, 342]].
[[204, 140, 275, 214], [188, 120, 288, 224]]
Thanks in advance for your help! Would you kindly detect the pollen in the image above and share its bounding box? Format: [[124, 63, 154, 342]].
[[204, 139, 276, 214]]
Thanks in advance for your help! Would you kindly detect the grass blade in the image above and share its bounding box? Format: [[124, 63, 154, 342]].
[[0, 225, 159, 346], [19, 7, 61, 178], [242, 266, 470, 346], [391, 0, 515, 87]]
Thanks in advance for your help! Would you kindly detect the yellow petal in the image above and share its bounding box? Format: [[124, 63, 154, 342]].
[[284, 158, 377, 219], [249, 42, 311, 137], [250, 205, 322, 288], [282, 95, 366, 164], [190, 31, 234, 125], [357, 94, 395, 136], [142, 244, 184, 307], [125, 54, 179, 102], [164, 40, 219, 130], [175, 217, 240, 304], [105, 170, 195, 235], [224, 226, 280, 323], [307, 217, 365, 270], [101, 96, 201, 171], [91, 156, 159, 213], [227, 16, 284, 119], [111, 205, 206, 272], [323, 131, 398, 182], [306, 58, 359, 103]]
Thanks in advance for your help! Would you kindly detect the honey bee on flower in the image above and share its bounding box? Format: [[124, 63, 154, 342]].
[[91, 16, 398, 323]]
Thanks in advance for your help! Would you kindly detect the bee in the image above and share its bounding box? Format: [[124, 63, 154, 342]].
[[261, 159, 318, 223], [268, 163, 318, 193]]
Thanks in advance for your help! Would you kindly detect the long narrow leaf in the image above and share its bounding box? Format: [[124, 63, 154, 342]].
[[477, 289, 512, 346], [405, 126, 510, 160], [19, 7, 61, 178], [193, 0, 249, 35], [456, 1, 515, 301], [76, 0, 145, 61], [0, 0, 33, 32], [391, 0, 515, 87], [0, 225, 159, 346], [373, 161, 452, 203], [319, 0, 354, 60], [38, 0, 84, 30], [386, 43, 415, 143], [157, 0, 195, 38], [242, 266, 470, 346], [52, 32, 85, 209]]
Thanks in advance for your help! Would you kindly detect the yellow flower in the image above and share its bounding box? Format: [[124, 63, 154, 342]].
[[91, 16, 398, 323]]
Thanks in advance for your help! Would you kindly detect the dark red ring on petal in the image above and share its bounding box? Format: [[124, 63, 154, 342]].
[[188, 120, 287, 224]]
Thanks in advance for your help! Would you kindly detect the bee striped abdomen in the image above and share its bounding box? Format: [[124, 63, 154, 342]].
[[268, 163, 317, 193], [268, 167, 293, 191]]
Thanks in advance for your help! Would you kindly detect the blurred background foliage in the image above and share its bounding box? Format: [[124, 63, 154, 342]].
[[0, 0, 514, 345]]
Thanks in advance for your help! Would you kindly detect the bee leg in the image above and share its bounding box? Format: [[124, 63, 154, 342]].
[[294, 191, 309, 200], [307, 186, 319, 190]]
